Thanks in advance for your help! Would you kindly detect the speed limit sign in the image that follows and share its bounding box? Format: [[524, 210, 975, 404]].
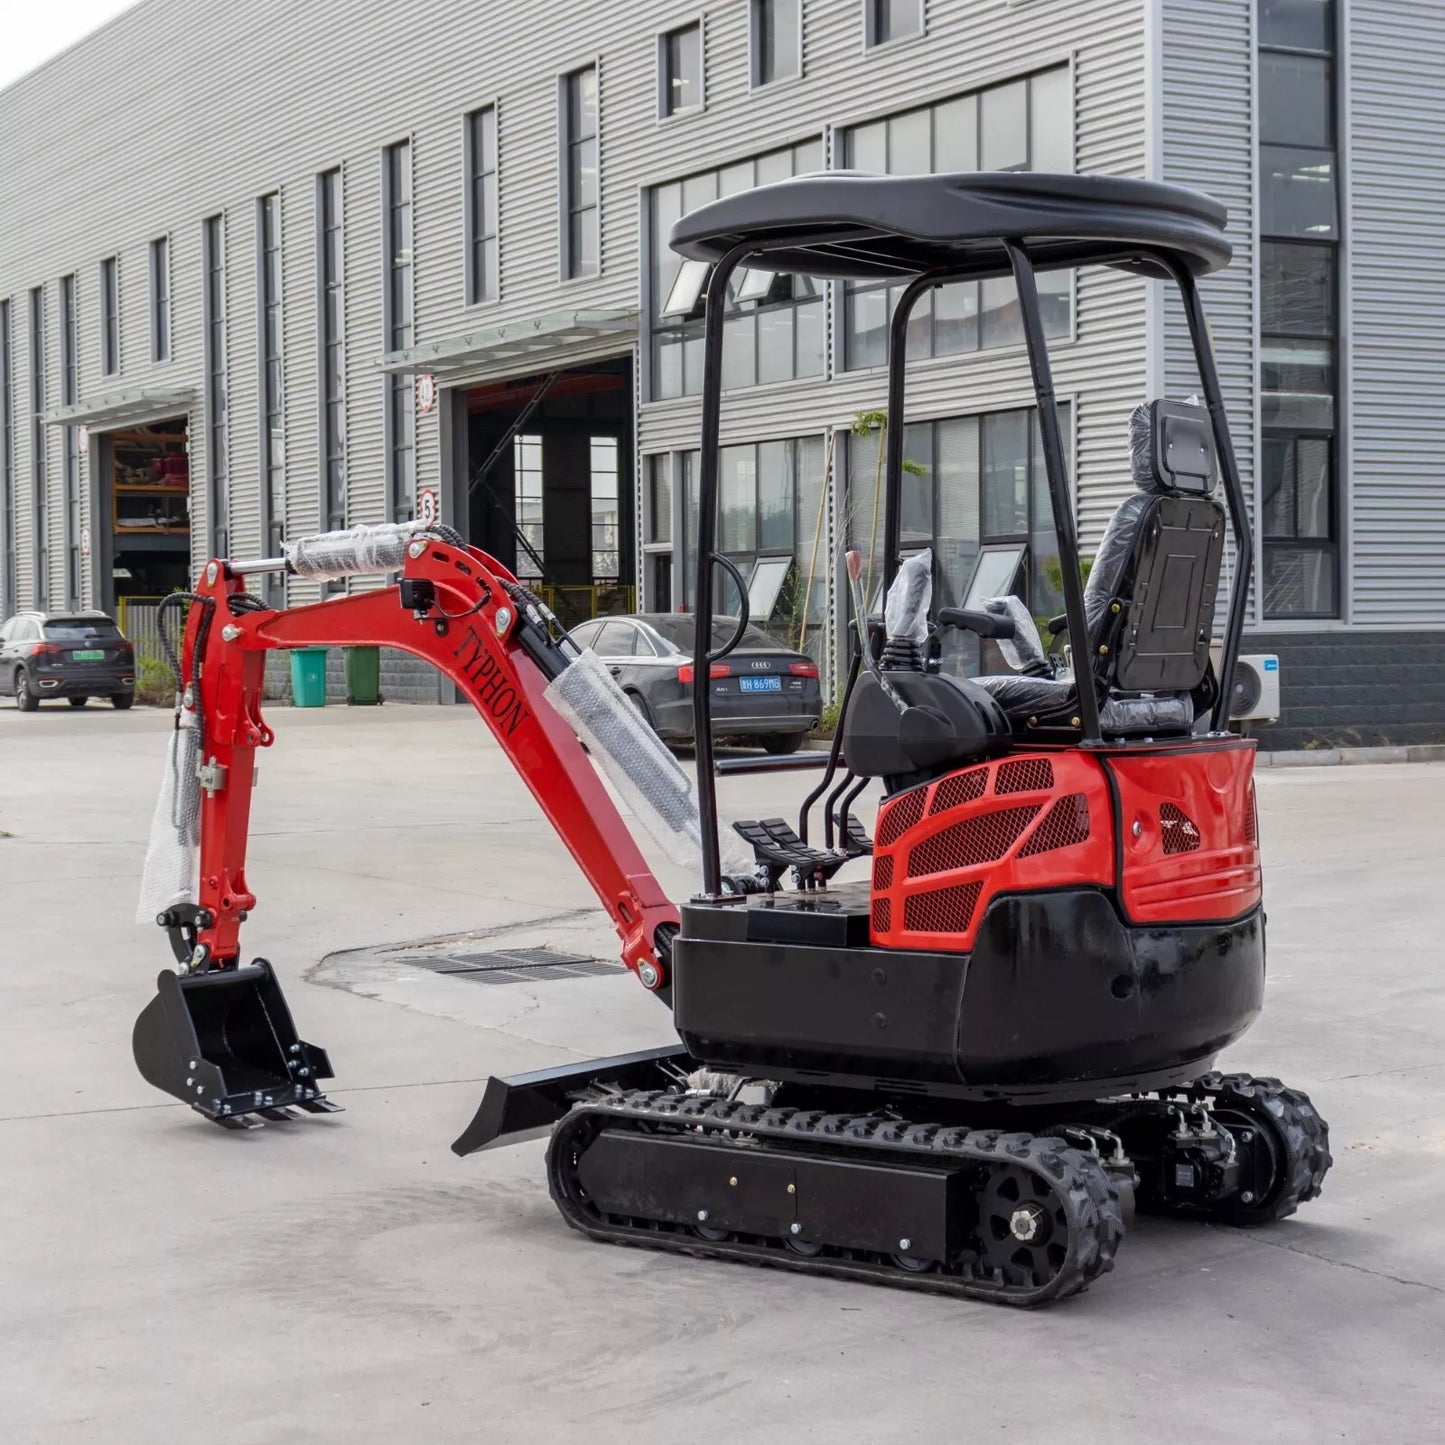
[[418, 488, 439, 526]]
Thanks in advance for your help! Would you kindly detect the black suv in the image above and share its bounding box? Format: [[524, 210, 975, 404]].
[[1, 611, 136, 710]]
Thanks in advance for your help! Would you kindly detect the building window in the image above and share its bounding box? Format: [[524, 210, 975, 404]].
[[466, 106, 499, 304], [150, 237, 170, 362], [100, 256, 119, 376], [28, 286, 47, 607], [847, 404, 1071, 673], [384, 140, 415, 520], [660, 23, 702, 117], [318, 169, 346, 547], [60, 274, 81, 607], [842, 68, 1072, 370], [0, 298, 14, 615], [513, 434, 544, 577], [752, 0, 800, 86], [649, 139, 824, 400], [258, 193, 285, 580], [562, 66, 599, 278], [866, 0, 923, 48], [645, 453, 672, 544], [1258, 1, 1339, 618], [678, 436, 829, 658], [590, 437, 620, 579], [203, 216, 229, 558]]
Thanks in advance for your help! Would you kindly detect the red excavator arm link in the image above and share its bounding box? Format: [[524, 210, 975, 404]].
[[177, 541, 678, 990]]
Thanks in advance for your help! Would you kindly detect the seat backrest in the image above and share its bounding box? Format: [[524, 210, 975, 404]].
[[1083, 400, 1225, 699]]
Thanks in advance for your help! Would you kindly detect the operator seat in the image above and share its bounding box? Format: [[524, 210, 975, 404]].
[[976, 400, 1226, 739]]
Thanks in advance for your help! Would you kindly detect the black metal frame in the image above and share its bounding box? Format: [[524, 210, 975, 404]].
[[688, 229, 1252, 900]]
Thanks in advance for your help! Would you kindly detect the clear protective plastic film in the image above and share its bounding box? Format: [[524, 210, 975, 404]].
[[884, 548, 933, 647], [135, 710, 202, 924], [545, 647, 754, 877], [283, 520, 425, 581]]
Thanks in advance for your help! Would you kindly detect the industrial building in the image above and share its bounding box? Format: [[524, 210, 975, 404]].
[[1, 0, 1441, 744]]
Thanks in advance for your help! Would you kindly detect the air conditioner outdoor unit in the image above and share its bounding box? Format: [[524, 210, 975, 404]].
[[1212, 651, 1281, 725]]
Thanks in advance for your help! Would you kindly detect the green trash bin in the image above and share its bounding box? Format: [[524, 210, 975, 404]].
[[289, 646, 329, 707], [345, 646, 382, 706]]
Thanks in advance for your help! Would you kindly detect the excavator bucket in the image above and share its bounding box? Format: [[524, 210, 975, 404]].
[[131, 962, 341, 1128]]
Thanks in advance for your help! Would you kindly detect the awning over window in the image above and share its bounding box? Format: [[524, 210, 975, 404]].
[[42, 386, 198, 430], [376, 307, 637, 377]]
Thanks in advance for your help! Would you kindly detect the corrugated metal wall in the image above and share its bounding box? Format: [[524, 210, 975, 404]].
[[1347, 0, 1445, 626]]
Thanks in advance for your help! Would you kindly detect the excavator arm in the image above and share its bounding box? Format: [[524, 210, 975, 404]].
[[170, 533, 679, 983], [132, 524, 685, 1129]]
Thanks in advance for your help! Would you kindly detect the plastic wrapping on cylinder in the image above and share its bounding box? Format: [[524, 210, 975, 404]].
[[544, 648, 754, 877], [135, 713, 202, 924], [884, 549, 933, 646], [283, 520, 424, 581], [982, 594, 1048, 675]]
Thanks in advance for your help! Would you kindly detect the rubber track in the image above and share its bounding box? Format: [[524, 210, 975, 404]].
[[1188, 1072, 1332, 1223], [546, 1089, 1126, 1308]]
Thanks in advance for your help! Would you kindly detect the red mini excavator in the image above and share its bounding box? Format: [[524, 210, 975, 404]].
[[132, 171, 1330, 1306]]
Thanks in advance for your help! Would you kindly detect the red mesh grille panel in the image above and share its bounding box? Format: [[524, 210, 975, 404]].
[[995, 758, 1055, 795], [903, 882, 982, 935], [929, 766, 988, 815], [873, 854, 894, 890], [906, 805, 1040, 879], [1244, 785, 1258, 845], [872, 897, 892, 933], [877, 786, 928, 848], [1160, 802, 1202, 854], [1019, 793, 1091, 856]]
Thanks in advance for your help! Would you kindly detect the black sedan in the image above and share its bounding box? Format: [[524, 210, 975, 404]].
[[568, 613, 821, 753], [1, 610, 136, 710]]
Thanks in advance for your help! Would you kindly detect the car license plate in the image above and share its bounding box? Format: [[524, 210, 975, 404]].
[[739, 675, 781, 693], [73, 649, 105, 661]]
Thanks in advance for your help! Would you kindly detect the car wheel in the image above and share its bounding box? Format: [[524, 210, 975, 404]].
[[762, 732, 806, 756], [626, 690, 653, 726], [68, 696, 89, 708], [111, 693, 135, 710], [15, 669, 38, 712]]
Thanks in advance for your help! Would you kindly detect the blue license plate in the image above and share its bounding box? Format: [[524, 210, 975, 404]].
[[739, 675, 782, 693]]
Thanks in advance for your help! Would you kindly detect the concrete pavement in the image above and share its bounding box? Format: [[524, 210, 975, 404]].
[[1, 702, 1442, 1444]]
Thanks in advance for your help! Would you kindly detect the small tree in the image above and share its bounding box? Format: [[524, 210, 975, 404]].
[[850, 408, 927, 608]]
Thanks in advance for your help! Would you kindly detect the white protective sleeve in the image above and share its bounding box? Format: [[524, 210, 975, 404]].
[[135, 712, 202, 925], [544, 647, 754, 876], [884, 548, 934, 646], [283, 520, 425, 581], [983, 594, 1051, 675]]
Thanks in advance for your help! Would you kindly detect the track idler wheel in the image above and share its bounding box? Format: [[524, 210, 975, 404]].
[[979, 1164, 1072, 1288]]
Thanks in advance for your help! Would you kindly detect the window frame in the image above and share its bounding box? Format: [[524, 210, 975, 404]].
[[837, 65, 1076, 373], [316, 167, 347, 556], [203, 214, 229, 559], [0, 297, 14, 617], [1257, 6, 1342, 621], [559, 63, 601, 281], [863, 0, 925, 51], [99, 255, 119, 376], [59, 273, 81, 608], [149, 235, 171, 363], [751, 0, 803, 88], [463, 102, 500, 306], [256, 190, 286, 586], [382, 137, 416, 522], [658, 18, 705, 120], [28, 285, 47, 608]]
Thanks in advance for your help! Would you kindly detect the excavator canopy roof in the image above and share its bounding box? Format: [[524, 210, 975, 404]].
[[669, 170, 1232, 282]]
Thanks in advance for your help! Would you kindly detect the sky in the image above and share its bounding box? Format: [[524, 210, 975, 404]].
[[1, 1, 143, 92]]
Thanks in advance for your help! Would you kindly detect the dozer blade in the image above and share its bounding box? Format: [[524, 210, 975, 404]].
[[131, 962, 341, 1127]]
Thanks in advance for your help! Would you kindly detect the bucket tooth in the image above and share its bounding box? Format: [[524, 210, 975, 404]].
[[131, 962, 339, 1125]]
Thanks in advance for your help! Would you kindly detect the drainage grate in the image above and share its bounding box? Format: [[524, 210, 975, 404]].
[[404, 947, 622, 986]]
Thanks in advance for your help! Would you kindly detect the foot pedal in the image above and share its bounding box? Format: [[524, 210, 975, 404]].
[[733, 818, 848, 889], [841, 812, 873, 857]]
